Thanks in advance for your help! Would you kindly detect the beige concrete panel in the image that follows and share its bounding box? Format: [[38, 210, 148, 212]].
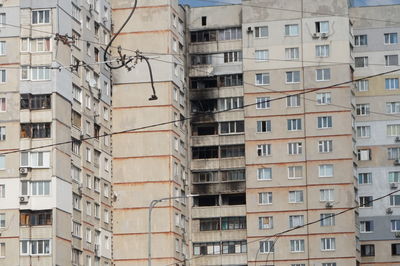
[[113, 131, 172, 157], [192, 229, 247, 242], [307, 184, 355, 209], [191, 206, 246, 219], [216, 109, 244, 122], [31, 53, 52, 66], [357, 144, 400, 168], [356, 94, 400, 122], [0, 210, 19, 237], [304, 111, 353, 136], [0, 152, 19, 178], [308, 233, 356, 258], [0, 38, 19, 64], [20, 256, 52, 266], [360, 240, 399, 264], [191, 134, 244, 147], [305, 135, 354, 161], [0, 123, 19, 150], [113, 157, 171, 183], [20, 226, 52, 239], [54, 149, 72, 182], [193, 253, 247, 265], [306, 160, 354, 184], [307, 211, 356, 234], [350, 5, 400, 28], [188, 5, 241, 30]]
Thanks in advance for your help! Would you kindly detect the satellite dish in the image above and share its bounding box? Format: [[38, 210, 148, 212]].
[[88, 79, 97, 88]]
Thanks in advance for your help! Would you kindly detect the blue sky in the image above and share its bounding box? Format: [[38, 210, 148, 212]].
[[179, 0, 400, 7]]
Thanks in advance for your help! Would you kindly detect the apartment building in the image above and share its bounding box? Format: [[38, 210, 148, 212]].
[[0, 0, 112, 265], [351, 5, 400, 265], [111, 1, 189, 265]]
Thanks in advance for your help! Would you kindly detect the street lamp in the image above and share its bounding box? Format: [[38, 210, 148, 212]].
[[148, 194, 197, 266]]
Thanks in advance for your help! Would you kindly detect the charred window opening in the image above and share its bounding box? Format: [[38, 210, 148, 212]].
[[199, 216, 246, 231], [193, 171, 218, 183], [222, 193, 246, 205], [193, 123, 218, 136], [191, 54, 212, 65], [220, 145, 245, 158], [20, 210, 52, 226], [221, 169, 245, 181], [20, 94, 51, 110], [190, 77, 218, 89], [20, 123, 51, 138], [192, 146, 218, 159], [191, 99, 218, 113], [190, 30, 217, 43], [194, 195, 219, 206], [199, 218, 220, 231]]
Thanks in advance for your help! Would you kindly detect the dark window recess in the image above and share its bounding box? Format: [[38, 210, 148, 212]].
[[222, 241, 247, 254], [191, 99, 218, 113], [192, 171, 218, 183], [220, 145, 245, 158], [201, 16, 207, 26], [222, 193, 246, 205], [361, 244, 375, 256], [221, 169, 245, 181], [221, 216, 246, 230], [20, 210, 52, 226], [194, 195, 219, 207], [192, 146, 218, 159], [392, 243, 400, 255], [220, 74, 243, 87], [20, 123, 51, 138], [21, 94, 51, 110], [72, 110, 81, 129], [94, 124, 100, 139], [190, 77, 218, 89], [190, 30, 217, 43], [191, 54, 212, 65], [200, 218, 220, 231], [193, 123, 218, 136]]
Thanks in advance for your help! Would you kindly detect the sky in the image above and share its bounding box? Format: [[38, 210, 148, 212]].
[[179, 0, 400, 7]]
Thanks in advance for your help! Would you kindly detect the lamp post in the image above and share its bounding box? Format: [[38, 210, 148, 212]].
[[147, 194, 197, 266]]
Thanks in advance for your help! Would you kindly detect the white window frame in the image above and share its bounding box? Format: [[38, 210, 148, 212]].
[[255, 49, 269, 61], [255, 73, 270, 85], [290, 239, 305, 252], [288, 166, 303, 179], [316, 92, 331, 105], [257, 168, 272, 181], [258, 192, 272, 205], [319, 164, 333, 177], [321, 238, 336, 251], [316, 68, 330, 81], [256, 97, 270, 109]]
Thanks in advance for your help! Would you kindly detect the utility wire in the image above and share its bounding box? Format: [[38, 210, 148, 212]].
[[1, 67, 399, 156]]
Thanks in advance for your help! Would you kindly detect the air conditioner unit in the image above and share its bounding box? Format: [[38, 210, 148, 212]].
[[387, 208, 393, 214], [395, 137, 400, 143], [312, 33, 320, 39], [247, 26, 253, 33], [395, 232, 400, 238], [395, 159, 400, 166], [391, 183, 399, 189], [19, 167, 30, 175], [19, 196, 29, 203], [321, 33, 328, 38], [325, 202, 333, 208]]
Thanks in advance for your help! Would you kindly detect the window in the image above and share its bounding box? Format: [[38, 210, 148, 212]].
[[190, 30, 217, 43], [72, 221, 81, 238], [221, 217, 246, 230], [316, 92, 331, 105], [0, 213, 4, 228], [257, 144, 271, 156], [94, 204, 100, 219], [360, 221, 374, 233], [220, 145, 245, 158], [321, 238, 335, 251], [288, 166, 303, 179], [387, 102, 400, 114], [191, 54, 212, 65], [384, 33, 398, 44], [388, 124, 400, 136], [104, 183, 109, 198], [286, 71, 300, 83], [359, 173, 372, 184], [317, 116, 332, 129], [199, 218, 219, 231], [315, 21, 329, 33], [255, 50, 269, 61], [222, 241, 247, 254], [0, 242, 4, 258], [386, 78, 399, 90], [287, 119, 302, 131], [224, 51, 242, 63], [256, 97, 270, 109], [104, 209, 110, 223], [21, 123, 51, 138], [392, 243, 400, 255], [0, 13, 5, 27], [316, 45, 329, 57], [385, 55, 399, 66], [257, 120, 271, 133], [86, 16, 91, 29], [255, 73, 270, 85], [73, 193, 81, 210], [285, 24, 299, 36], [391, 195, 400, 206], [356, 80, 369, 91], [388, 147, 400, 160], [318, 140, 333, 153], [259, 192, 272, 205], [320, 189, 334, 202], [255, 26, 268, 38], [20, 240, 50, 255], [289, 215, 304, 228], [0, 156, 4, 170], [0, 69, 5, 83], [288, 142, 302, 155], [0, 98, 5, 112], [287, 95, 300, 107], [290, 239, 305, 252], [358, 149, 371, 161], [319, 164, 333, 177], [259, 216, 273, 229], [32, 10, 50, 24], [86, 228, 92, 243], [257, 168, 272, 180], [31, 67, 50, 81], [260, 240, 274, 253], [21, 181, 51, 196], [86, 201, 92, 216], [0, 185, 4, 198], [360, 196, 373, 207], [355, 57, 368, 68], [31, 38, 51, 52], [285, 47, 299, 60], [361, 244, 375, 256], [355, 34, 368, 46], [20, 151, 50, 168], [193, 172, 218, 183], [218, 28, 242, 41], [289, 191, 304, 203], [193, 242, 220, 255], [0, 41, 6, 56], [391, 220, 400, 232], [316, 69, 330, 81], [322, 264, 337, 266], [22, 94, 52, 110], [320, 213, 335, 226], [357, 126, 371, 138]]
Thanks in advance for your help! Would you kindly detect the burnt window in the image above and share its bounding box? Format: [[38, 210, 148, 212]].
[[20, 94, 51, 110], [192, 146, 218, 159], [94, 123, 100, 139], [190, 77, 218, 89], [194, 195, 219, 207], [190, 30, 217, 43], [191, 99, 218, 113], [192, 171, 218, 183], [201, 16, 207, 26], [20, 123, 51, 138], [222, 193, 246, 205], [193, 123, 218, 136], [220, 145, 245, 158], [20, 210, 52, 226], [361, 244, 375, 256], [392, 243, 400, 255], [199, 218, 219, 231], [221, 169, 245, 181]]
